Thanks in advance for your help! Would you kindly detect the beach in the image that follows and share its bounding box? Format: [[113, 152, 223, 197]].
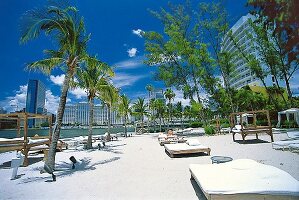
[[0, 132, 298, 200]]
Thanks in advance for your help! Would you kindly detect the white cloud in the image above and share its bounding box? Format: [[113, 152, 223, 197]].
[[127, 48, 137, 57], [50, 74, 65, 86], [1, 85, 28, 112], [44, 90, 59, 114], [170, 88, 209, 107], [112, 72, 147, 88], [70, 88, 87, 99], [171, 88, 190, 106], [113, 57, 143, 69], [132, 29, 144, 37], [50, 74, 87, 99]]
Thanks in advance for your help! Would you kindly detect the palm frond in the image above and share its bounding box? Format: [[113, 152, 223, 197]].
[[26, 57, 64, 74]]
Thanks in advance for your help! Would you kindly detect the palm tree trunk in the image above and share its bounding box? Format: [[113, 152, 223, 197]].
[[87, 97, 94, 149], [141, 116, 144, 134], [46, 69, 72, 170], [124, 116, 127, 137], [153, 116, 156, 133], [107, 105, 111, 141], [159, 116, 162, 132]]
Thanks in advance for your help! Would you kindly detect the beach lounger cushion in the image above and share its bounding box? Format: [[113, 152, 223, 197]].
[[186, 139, 201, 146], [189, 159, 299, 198], [272, 140, 299, 150], [164, 143, 210, 157]]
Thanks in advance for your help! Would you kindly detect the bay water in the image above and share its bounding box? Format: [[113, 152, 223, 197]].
[[0, 127, 134, 139]]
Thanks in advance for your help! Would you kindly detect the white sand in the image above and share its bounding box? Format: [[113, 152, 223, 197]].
[[0, 132, 298, 200]]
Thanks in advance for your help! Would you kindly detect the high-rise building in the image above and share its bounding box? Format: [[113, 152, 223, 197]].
[[62, 102, 123, 125], [25, 80, 46, 127], [150, 88, 166, 103], [221, 14, 282, 89]]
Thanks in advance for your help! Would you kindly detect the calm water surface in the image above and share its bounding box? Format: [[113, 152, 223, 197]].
[[0, 127, 134, 139]]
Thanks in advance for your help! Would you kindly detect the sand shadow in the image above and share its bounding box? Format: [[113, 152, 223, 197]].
[[234, 139, 270, 144], [19, 156, 120, 184], [99, 144, 125, 154], [190, 178, 208, 200], [0, 157, 43, 169], [164, 150, 209, 158]]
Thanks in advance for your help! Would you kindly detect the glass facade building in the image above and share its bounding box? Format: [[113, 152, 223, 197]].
[[25, 80, 46, 127]]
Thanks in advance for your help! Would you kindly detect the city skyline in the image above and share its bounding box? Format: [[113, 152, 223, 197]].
[[0, 1, 298, 115], [0, 0, 253, 114]]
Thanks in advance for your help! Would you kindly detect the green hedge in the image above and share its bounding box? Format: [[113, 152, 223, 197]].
[[221, 123, 230, 128], [204, 125, 215, 135], [190, 121, 203, 128]]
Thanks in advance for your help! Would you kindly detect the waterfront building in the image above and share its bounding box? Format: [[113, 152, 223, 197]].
[[62, 102, 123, 125], [25, 80, 46, 127], [221, 14, 283, 90]]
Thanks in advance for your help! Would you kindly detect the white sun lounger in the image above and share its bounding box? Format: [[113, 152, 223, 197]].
[[287, 131, 299, 139], [164, 142, 210, 158], [289, 144, 299, 153], [189, 159, 299, 200], [272, 140, 299, 150]]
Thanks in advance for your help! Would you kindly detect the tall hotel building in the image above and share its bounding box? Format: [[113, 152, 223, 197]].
[[62, 102, 123, 125], [25, 80, 46, 127], [221, 14, 278, 89]]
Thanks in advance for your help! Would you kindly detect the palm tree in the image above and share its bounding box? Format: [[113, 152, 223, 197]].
[[149, 98, 157, 132], [164, 88, 176, 128], [75, 58, 113, 149], [154, 99, 166, 132], [20, 3, 101, 169], [118, 94, 131, 137], [133, 98, 148, 134], [145, 84, 154, 129], [145, 84, 154, 106], [175, 101, 184, 130], [98, 83, 119, 141]]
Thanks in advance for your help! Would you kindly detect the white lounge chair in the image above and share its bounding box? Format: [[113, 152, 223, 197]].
[[287, 131, 299, 139], [189, 159, 299, 200], [272, 140, 299, 150], [164, 139, 210, 157], [289, 144, 299, 153]]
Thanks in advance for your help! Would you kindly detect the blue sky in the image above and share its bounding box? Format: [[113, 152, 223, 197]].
[[2, 0, 296, 114]]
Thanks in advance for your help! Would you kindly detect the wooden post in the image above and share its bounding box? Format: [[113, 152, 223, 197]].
[[17, 118, 20, 137], [23, 113, 29, 166], [240, 114, 246, 142], [253, 114, 257, 128], [266, 110, 274, 142]]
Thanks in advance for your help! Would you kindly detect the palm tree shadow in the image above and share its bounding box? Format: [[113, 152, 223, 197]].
[[100, 143, 125, 154], [19, 156, 120, 184]]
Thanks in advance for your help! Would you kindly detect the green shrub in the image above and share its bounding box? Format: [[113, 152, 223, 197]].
[[221, 123, 230, 128], [256, 119, 268, 126], [204, 125, 215, 135], [271, 120, 278, 127], [190, 121, 203, 128], [220, 119, 229, 124]]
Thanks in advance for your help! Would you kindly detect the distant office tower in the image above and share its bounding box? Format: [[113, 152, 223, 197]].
[[62, 102, 123, 125], [150, 88, 166, 103], [221, 14, 282, 89], [25, 80, 46, 127]]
